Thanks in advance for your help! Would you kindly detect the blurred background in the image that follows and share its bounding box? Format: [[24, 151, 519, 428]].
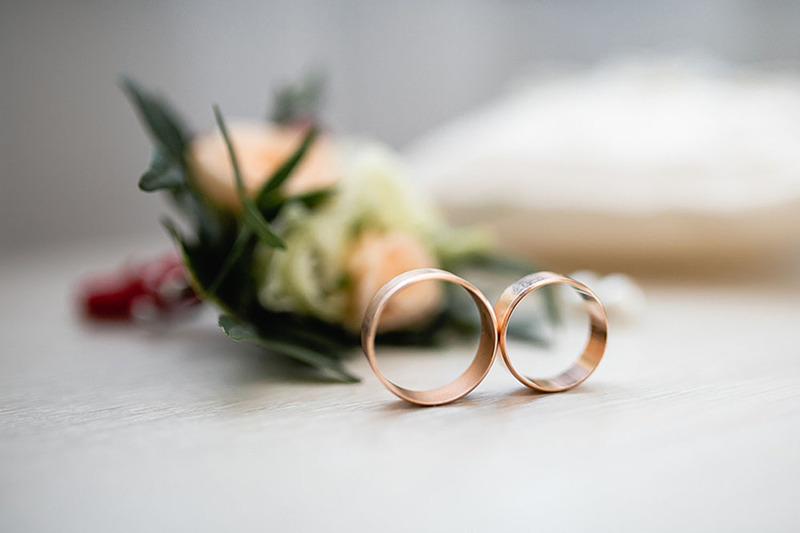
[[3, 0, 800, 277]]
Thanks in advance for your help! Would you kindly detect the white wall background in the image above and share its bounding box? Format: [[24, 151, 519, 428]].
[[2, 0, 800, 250]]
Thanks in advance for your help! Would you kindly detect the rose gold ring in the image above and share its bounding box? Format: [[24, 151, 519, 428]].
[[361, 268, 498, 406], [494, 272, 608, 392]]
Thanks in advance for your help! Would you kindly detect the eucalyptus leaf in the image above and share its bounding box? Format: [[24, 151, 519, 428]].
[[218, 315, 359, 383], [123, 79, 229, 247], [120, 77, 189, 164]]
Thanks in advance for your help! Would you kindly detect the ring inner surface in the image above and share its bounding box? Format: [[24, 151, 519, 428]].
[[387, 289, 497, 405]]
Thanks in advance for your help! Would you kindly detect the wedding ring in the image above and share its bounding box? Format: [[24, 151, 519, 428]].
[[494, 272, 608, 392], [361, 268, 498, 406]]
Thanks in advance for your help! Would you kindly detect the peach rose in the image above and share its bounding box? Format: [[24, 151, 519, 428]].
[[187, 121, 339, 210], [346, 230, 442, 332]]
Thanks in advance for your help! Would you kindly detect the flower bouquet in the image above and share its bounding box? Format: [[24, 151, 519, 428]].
[[101, 76, 556, 382]]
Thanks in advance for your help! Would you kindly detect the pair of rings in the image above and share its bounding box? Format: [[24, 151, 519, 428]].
[[361, 269, 608, 406]]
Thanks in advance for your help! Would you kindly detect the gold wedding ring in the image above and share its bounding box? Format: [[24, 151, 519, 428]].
[[495, 272, 608, 392], [361, 269, 608, 405], [361, 268, 498, 406]]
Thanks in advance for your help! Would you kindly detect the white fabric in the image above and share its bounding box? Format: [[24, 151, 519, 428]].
[[407, 56, 800, 215]]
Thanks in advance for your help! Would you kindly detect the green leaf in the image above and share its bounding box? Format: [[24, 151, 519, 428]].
[[161, 217, 232, 311], [241, 197, 286, 248], [160, 216, 185, 244], [161, 217, 206, 298], [285, 187, 336, 209], [139, 150, 184, 191], [212, 105, 246, 197], [205, 226, 253, 296], [255, 128, 318, 210], [218, 315, 359, 383], [123, 79, 231, 247], [120, 77, 189, 164], [247, 310, 354, 355], [170, 187, 229, 248], [213, 104, 286, 249], [259, 187, 337, 221]]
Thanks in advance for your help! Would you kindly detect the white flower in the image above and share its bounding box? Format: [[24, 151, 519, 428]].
[[187, 121, 339, 210]]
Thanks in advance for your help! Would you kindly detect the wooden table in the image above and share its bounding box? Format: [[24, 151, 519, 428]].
[[2, 239, 799, 532]]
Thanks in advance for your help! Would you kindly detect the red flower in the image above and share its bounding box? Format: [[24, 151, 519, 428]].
[[79, 253, 199, 321]]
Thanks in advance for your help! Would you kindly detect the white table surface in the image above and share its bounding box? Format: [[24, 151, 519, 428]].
[[1, 239, 799, 532]]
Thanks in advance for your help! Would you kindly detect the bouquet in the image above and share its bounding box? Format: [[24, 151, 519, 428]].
[[91, 76, 556, 382]]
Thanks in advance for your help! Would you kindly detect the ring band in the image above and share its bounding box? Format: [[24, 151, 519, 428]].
[[494, 272, 608, 392], [361, 268, 498, 406]]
